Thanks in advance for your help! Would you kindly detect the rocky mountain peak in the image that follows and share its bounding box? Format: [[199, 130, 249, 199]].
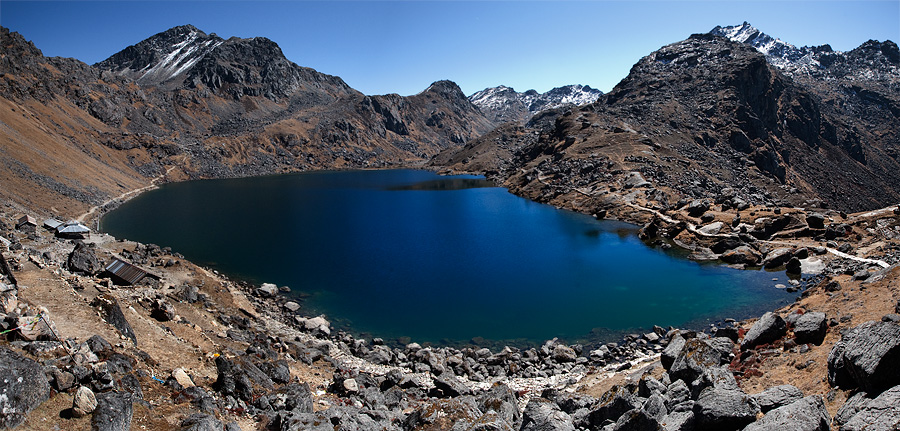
[[95, 24, 224, 86], [469, 84, 602, 124]]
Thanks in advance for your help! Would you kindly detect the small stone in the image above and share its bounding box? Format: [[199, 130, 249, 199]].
[[172, 368, 195, 388], [257, 283, 278, 297], [72, 386, 97, 418], [283, 301, 300, 312]]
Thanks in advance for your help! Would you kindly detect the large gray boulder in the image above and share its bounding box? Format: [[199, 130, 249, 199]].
[[181, 413, 224, 431], [839, 385, 900, 431], [92, 391, 134, 431], [793, 312, 827, 345], [741, 312, 787, 350], [827, 321, 900, 392], [742, 395, 829, 431], [588, 385, 640, 426], [67, 242, 102, 275], [692, 387, 760, 430], [611, 408, 663, 431], [668, 338, 734, 384], [750, 385, 803, 413], [477, 383, 520, 428], [0, 347, 51, 428], [520, 398, 576, 431]]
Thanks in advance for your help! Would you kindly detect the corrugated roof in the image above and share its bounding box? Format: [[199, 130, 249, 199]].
[[17, 215, 37, 226], [104, 258, 151, 285], [43, 218, 63, 229], [57, 222, 90, 234]]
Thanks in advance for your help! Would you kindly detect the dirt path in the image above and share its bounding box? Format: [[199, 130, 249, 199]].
[[76, 166, 177, 224]]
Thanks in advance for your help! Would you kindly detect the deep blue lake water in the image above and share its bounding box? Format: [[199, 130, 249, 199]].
[[101, 169, 796, 347]]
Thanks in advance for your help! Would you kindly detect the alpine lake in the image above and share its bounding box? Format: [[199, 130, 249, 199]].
[[101, 169, 799, 349]]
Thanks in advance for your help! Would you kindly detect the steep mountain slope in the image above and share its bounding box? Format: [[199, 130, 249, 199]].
[[439, 33, 900, 213], [469, 84, 602, 124], [0, 26, 492, 216]]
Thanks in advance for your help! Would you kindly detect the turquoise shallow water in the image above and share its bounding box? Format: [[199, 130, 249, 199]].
[[101, 169, 796, 347]]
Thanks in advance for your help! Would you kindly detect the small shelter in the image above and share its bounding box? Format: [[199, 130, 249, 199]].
[[56, 220, 90, 239], [103, 258, 159, 286], [16, 215, 37, 232]]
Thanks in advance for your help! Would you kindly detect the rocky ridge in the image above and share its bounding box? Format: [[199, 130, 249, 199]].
[[469, 84, 603, 124], [0, 25, 493, 217]]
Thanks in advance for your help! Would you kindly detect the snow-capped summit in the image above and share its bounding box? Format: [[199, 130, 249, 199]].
[[710, 22, 831, 72], [469, 84, 602, 124], [710, 22, 899, 84], [96, 25, 224, 86]]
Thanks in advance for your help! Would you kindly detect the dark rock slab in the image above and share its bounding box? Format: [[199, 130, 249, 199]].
[[478, 383, 521, 428], [741, 312, 787, 350], [828, 321, 900, 393], [92, 391, 134, 431], [794, 312, 827, 345], [692, 387, 759, 430], [521, 398, 576, 431], [405, 396, 484, 430], [267, 382, 313, 414], [92, 294, 137, 346], [837, 385, 900, 431], [743, 395, 829, 431], [432, 375, 473, 398], [0, 346, 51, 428], [750, 384, 803, 413], [181, 413, 224, 431], [833, 391, 870, 428], [669, 338, 733, 384], [611, 408, 663, 431], [68, 242, 102, 275], [588, 385, 640, 426]]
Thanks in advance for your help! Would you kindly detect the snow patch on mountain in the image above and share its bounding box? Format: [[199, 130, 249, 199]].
[[469, 84, 602, 124], [137, 31, 222, 84]]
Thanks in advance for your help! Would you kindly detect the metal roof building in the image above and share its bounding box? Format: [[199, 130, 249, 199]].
[[104, 258, 157, 286]]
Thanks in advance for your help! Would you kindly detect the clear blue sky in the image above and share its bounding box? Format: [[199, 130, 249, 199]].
[[2, 1, 898, 96]]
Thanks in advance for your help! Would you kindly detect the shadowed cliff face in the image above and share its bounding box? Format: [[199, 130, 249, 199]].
[[440, 34, 900, 213]]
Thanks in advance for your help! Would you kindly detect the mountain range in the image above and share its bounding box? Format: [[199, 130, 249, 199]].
[[1, 22, 898, 218], [468, 84, 603, 124], [439, 27, 900, 213]]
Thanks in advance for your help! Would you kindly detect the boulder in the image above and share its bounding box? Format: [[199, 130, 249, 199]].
[[661, 333, 687, 370], [257, 283, 278, 297], [478, 384, 521, 428], [741, 312, 787, 349], [283, 301, 300, 312], [668, 338, 733, 384], [624, 172, 650, 189], [698, 222, 725, 236], [92, 391, 134, 431], [86, 334, 114, 358], [686, 200, 710, 217], [661, 411, 695, 431], [793, 312, 827, 345], [181, 413, 224, 431], [611, 408, 662, 431], [719, 246, 762, 266], [92, 294, 137, 345], [151, 297, 176, 321], [805, 212, 826, 229], [172, 368, 195, 388], [692, 387, 760, 430], [837, 385, 900, 431], [742, 395, 829, 431], [405, 397, 485, 430], [588, 385, 640, 426], [432, 375, 473, 398], [750, 385, 803, 413], [761, 248, 793, 269], [522, 398, 576, 431], [833, 391, 871, 428], [552, 344, 577, 363], [266, 383, 313, 414], [828, 321, 900, 392], [67, 242, 102, 275], [72, 386, 98, 418], [0, 346, 51, 428]]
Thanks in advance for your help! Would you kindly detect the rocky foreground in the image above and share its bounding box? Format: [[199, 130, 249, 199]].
[[1, 194, 900, 430]]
